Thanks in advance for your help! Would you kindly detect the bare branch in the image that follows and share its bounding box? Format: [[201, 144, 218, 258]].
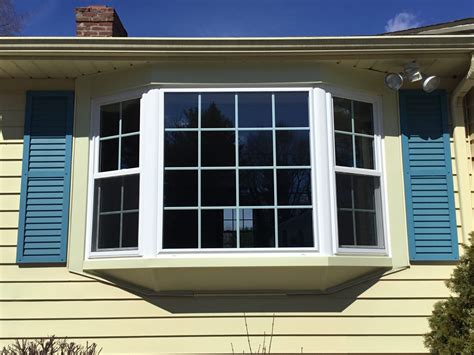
[[0, 0, 25, 36]]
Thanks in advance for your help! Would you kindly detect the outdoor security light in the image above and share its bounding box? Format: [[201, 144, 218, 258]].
[[384, 62, 440, 92], [404, 63, 423, 82], [384, 73, 404, 91], [422, 76, 441, 93]]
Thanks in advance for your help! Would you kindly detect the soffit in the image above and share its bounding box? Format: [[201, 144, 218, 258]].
[[0, 56, 469, 80]]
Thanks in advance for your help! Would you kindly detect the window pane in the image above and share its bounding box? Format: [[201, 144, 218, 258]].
[[201, 170, 236, 206], [100, 103, 120, 137], [99, 139, 118, 172], [164, 93, 198, 128], [353, 175, 377, 210], [337, 210, 354, 246], [238, 93, 272, 128], [274, 92, 309, 127], [355, 211, 378, 246], [123, 174, 140, 210], [97, 177, 121, 212], [277, 169, 311, 205], [336, 173, 381, 248], [336, 173, 352, 209], [122, 99, 140, 134], [355, 136, 374, 169], [163, 210, 198, 248], [201, 209, 237, 248], [354, 101, 374, 135], [202, 93, 235, 128], [121, 135, 139, 169], [239, 131, 273, 166], [278, 209, 313, 247], [164, 131, 198, 167], [239, 208, 275, 248], [333, 97, 351, 132], [201, 131, 235, 167], [276, 130, 310, 166], [239, 169, 274, 206], [122, 212, 139, 248], [335, 133, 353, 167], [98, 213, 120, 249], [164, 170, 198, 207]]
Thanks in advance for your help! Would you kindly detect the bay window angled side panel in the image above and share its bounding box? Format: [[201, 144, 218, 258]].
[[329, 90, 387, 254]]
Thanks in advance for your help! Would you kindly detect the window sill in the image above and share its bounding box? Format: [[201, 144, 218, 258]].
[[82, 255, 392, 293]]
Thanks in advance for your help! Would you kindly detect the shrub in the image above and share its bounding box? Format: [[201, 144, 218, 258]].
[[1, 335, 101, 355], [424, 236, 474, 354]]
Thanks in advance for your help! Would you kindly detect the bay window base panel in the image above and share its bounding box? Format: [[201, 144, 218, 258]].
[[83, 256, 392, 293]]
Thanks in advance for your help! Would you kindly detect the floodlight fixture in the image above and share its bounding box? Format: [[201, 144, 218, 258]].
[[422, 76, 441, 93], [384, 73, 404, 91], [404, 63, 423, 82]]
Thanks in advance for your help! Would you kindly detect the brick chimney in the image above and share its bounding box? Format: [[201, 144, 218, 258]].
[[75, 5, 127, 37]]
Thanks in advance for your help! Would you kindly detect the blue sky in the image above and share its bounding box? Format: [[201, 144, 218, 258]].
[[16, 0, 474, 37]]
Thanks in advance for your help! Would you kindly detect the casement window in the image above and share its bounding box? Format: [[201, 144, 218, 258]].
[[87, 87, 388, 258]]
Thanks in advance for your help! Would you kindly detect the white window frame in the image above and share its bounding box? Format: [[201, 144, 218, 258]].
[[324, 85, 390, 256], [157, 87, 320, 255], [85, 85, 390, 260], [86, 89, 148, 259]]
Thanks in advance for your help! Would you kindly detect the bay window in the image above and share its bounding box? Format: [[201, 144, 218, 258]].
[[87, 87, 387, 258]]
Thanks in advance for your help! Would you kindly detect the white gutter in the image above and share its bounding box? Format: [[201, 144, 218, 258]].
[[0, 35, 471, 59], [452, 53, 474, 244]]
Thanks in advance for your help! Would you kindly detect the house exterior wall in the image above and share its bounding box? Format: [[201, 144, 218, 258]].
[[466, 89, 474, 226], [0, 63, 463, 353]]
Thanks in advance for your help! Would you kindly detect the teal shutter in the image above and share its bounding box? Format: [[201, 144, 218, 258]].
[[400, 90, 458, 261], [16, 91, 74, 264]]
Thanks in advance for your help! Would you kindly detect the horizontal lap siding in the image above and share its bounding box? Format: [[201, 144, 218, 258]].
[[0, 82, 454, 353], [466, 89, 474, 231]]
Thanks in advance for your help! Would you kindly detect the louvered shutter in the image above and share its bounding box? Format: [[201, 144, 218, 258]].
[[400, 90, 458, 261], [16, 91, 74, 264]]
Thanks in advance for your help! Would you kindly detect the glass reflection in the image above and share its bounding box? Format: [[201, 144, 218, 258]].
[[276, 130, 310, 166], [122, 212, 139, 248], [278, 209, 313, 247], [122, 99, 140, 134], [274, 92, 309, 127], [239, 170, 274, 206], [239, 131, 273, 166], [164, 93, 198, 128], [335, 133, 353, 167], [355, 211, 377, 246], [100, 103, 120, 137], [354, 101, 374, 135], [239, 208, 275, 248], [121, 135, 139, 169], [164, 131, 198, 167], [277, 169, 311, 205], [201, 170, 236, 206], [202, 93, 235, 128], [98, 214, 120, 249], [202, 209, 237, 248], [238, 93, 272, 128], [164, 170, 198, 207], [99, 139, 118, 172], [337, 210, 354, 246], [333, 97, 351, 132], [336, 173, 380, 247], [355, 136, 374, 169], [163, 210, 198, 248], [201, 131, 235, 166]]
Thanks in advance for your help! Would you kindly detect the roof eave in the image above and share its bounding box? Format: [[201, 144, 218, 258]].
[[0, 35, 472, 60]]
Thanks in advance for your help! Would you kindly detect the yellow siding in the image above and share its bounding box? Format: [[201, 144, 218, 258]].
[[0, 74, 459, 354], [466, 89, 474, 233]]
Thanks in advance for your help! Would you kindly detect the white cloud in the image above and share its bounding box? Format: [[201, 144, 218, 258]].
[[385, 12, 422, 32]]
